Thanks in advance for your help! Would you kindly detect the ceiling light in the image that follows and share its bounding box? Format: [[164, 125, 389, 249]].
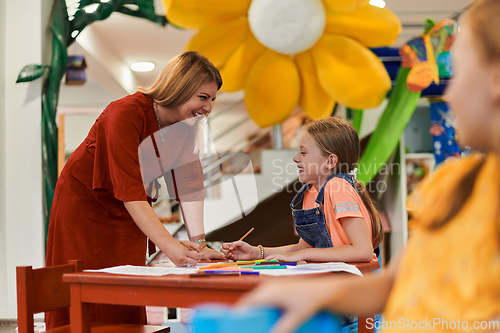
[[369, 0, 385, 8], [131, 62, 155, 72], [83, 3, 99, 13]]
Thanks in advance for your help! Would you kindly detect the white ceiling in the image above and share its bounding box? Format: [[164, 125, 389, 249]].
[[386, 0, 471, 46], [58, 0, 473, 113], [57, 0, 473, 154]]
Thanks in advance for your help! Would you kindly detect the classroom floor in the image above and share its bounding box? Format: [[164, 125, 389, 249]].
[[0, 316, 186, 333], [0, 320, 44, 332], [0, 323, 186, 333]]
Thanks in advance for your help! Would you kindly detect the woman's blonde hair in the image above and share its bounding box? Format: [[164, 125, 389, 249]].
[[138, 51, 222, 107], [304, 117, 384, 249]]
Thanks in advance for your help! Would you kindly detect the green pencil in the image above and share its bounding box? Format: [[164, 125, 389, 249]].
[[251, 265, 288, 270]]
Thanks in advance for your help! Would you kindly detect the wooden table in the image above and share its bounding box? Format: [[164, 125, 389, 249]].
[[63, 261, 380, 333]]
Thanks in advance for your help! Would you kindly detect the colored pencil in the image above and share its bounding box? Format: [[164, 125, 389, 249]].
[[189, 272, 240, 277], [235, 259, 266, 264], [198, 265, 236, 271], [254, 261, 307, 265], [250, 265, 288, 270], [255, 262, 298, 266], [203, 270, 260, 275], [205, 262, 238, 268], [238, 227, 255, 241]]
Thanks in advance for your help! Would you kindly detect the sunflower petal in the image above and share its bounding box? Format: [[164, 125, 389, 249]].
[[295, 51, 336, 120], [322, 0, 369, 12], [311, 34, 391, 109], [185, 18, 250, 68], [326, 5, 401, 47], [220, 34, 267, 92], [245, 51, 300, 127], [163, 0, 251, 30]]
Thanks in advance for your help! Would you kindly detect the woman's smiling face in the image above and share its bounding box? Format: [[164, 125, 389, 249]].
[[168, 81, 218, 124]]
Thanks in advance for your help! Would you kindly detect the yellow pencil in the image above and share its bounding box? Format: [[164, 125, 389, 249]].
[[239, 227, 255, 241], [199, 262, 237, 270]]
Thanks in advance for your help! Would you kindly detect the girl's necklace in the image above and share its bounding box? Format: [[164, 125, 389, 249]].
[[153, 101, 165, 143]]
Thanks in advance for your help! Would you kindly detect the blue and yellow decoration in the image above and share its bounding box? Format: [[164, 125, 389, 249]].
[[399, 19, 455, 93]]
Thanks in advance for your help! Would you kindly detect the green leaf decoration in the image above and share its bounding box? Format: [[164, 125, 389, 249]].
[[357, 67, 421, 185], [423, 18, 436, 34], [30, 0, 161, 248], [16, 64, 49, 83], [352, 109, 363, 133]]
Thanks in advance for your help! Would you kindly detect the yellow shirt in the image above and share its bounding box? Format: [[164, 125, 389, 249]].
[[383, 153, 500, 332]]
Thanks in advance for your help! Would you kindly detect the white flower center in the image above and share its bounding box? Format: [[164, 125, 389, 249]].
[[248, 0, 326, 55]]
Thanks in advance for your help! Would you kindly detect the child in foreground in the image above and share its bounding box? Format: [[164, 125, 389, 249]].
[[222, 117, 383, 263], [236, 1, 500, 332]]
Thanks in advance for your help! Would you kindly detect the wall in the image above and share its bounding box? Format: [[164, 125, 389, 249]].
[[403, 105, 434, 154], [0, 0, 8, 317], [0, 0, 52, 319]]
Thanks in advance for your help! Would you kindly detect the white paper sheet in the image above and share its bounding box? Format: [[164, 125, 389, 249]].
[[84, 262, 363, 277], [84, 265, 198, 276]]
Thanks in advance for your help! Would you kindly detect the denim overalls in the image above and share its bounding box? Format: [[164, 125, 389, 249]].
[[290, 173, 360, 248]]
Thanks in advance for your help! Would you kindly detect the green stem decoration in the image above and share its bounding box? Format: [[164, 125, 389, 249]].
[[357, 67, 422, 185], [352, 109, 364, 133], [17, 0, 167, 249]]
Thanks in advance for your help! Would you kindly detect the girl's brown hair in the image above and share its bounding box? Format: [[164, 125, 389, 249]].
[[138, 51, 222, 107], [304, 117, 384, 249], [427, 0, 500, 234]]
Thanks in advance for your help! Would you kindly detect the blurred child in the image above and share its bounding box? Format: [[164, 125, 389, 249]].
[[236, 1, 500, 332], [221, 117, 383, 263]]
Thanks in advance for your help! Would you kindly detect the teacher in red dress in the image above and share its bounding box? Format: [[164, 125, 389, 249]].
[[45, 51, 224, 328]]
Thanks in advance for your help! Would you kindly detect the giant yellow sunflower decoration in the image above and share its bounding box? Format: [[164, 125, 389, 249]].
[[163, 0, 401, 127]]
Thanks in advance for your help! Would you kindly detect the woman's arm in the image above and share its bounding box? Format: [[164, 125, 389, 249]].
[[179, 201, 205, 238], [238, 251, 403, 333], [124, 201, 205, 266], [179, 201, 224, 259], [265, 217, 374, 262]]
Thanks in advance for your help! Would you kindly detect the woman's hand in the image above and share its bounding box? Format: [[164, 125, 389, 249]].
[[202, 245, 225, 260], [237, 277, 337, 333], [220, 241, 260, 260], [166, 240, 205, 267]]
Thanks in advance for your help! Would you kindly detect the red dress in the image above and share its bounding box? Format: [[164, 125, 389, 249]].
[[46, 92, 161, 328]]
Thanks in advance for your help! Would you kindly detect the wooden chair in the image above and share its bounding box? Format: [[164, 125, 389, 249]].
[[16, 259, 170, 333]]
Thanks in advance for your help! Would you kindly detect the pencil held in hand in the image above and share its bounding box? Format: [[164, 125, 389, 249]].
[[239, 227, 254, 241]]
